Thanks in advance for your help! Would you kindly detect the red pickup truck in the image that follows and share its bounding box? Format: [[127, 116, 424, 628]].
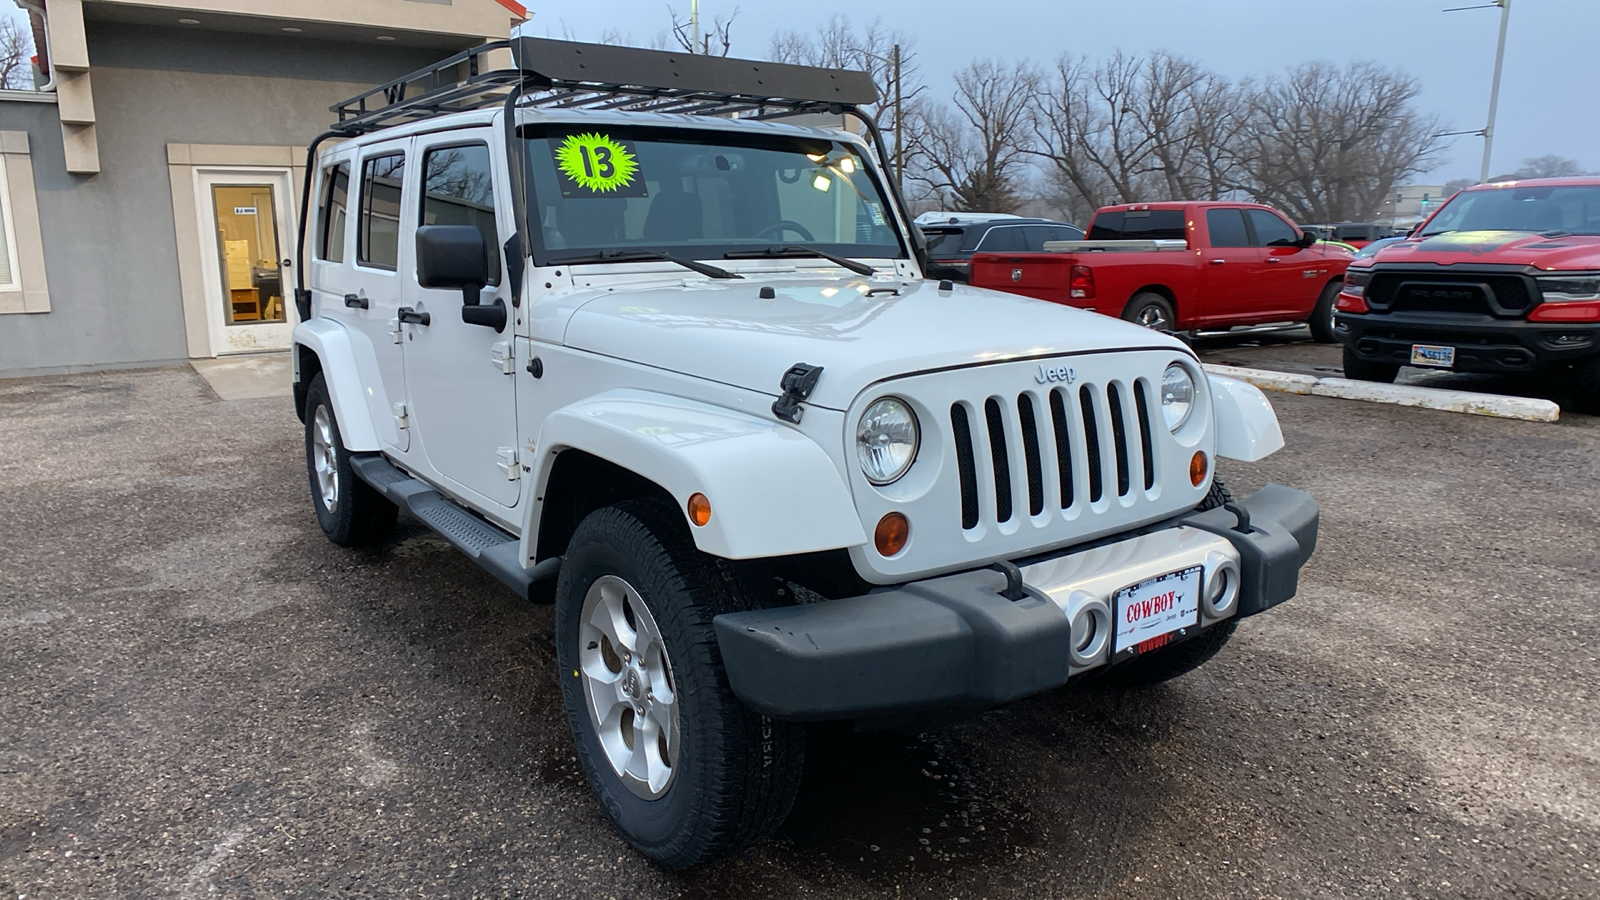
[[969, 201, 1354, 342], [1335, 176, 1600, 397]]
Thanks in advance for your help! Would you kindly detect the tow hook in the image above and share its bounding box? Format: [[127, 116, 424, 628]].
[[771, 363, 824, 424]]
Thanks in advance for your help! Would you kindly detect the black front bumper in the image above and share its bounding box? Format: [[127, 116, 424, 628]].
[[713, 484, 1318, 722], [1337, 310, 1600, 374]]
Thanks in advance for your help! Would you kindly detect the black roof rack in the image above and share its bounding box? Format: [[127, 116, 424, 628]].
[[330, 36, 880, 136]]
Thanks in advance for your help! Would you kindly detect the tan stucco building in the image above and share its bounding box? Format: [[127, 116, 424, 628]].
[[0, 0, 526, 375]]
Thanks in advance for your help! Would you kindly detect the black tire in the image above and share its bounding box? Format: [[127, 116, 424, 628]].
[[1097, 477, 1237, 689], [1122, 292, 1176, 331], [554, 499, 804, 869], [1308, 281, 1340, 344], [1569, 356, 1600, 415], [303, 374, 397, 547], [1342, 344, 1400, 384]]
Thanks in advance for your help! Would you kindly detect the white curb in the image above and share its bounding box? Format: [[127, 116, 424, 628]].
[[1202, 364, 1561, 423]]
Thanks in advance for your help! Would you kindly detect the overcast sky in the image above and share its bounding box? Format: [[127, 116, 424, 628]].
[[527, 0, 1596, 183]]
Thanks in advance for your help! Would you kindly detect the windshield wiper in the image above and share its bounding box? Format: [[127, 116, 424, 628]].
[[723, 246, 876, 276], [556, 249, 742, 280]]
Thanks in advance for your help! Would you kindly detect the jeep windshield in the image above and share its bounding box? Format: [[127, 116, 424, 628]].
[[1419, 184, 1600, 237], [520, 124, 907, 267]]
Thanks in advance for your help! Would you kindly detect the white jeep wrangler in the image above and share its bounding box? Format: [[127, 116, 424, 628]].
[[290, 36, 1318, 869]]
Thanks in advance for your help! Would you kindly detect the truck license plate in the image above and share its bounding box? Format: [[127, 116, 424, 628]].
[[1113, 566, 1202, 659], [1410, 344, 1456, 368]]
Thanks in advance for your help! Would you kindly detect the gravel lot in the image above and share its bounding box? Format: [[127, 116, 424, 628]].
[[2, 361, 1597, 899]]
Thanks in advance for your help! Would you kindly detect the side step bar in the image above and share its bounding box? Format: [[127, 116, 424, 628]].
[[350, 455, 560, 601]]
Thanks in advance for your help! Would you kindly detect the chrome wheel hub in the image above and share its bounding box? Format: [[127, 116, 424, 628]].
[[1136, 305, 1169, 330], [578, 575, 680, 799], [312, 406, 339, 512]]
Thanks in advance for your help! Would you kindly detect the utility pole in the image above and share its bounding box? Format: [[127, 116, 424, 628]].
[[1478, 0, 1511, 181], [892, 43, 903, 188], [690, 0, 700, 56]]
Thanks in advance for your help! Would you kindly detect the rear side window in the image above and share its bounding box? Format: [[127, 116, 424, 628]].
[[420, 143, 500, 286], [1023, 225, 1057, 251], [358, 152, 406, 269], [1088, 209, 1186, 241], [316, 162, 350, 263], [976, 225, 1026, 252], [1248, 209, 1300, 247], [922, 227, 964, 256], [1051, 225, 1083, 241], [1206, 209, 1251, 248]]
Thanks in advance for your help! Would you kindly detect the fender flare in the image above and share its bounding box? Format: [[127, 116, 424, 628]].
[[291, 319, 383, 452], [1207, 372, 1285, 462], [525, 389, 867, 562]]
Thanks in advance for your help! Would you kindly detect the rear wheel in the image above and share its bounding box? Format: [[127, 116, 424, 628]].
[[1308, 281, 1341, 343], [303, 374, 396, 547], [1342, 344, 1400, 384], [1122, 292, 1176, 331], [555, 499, 804, 868], [1098, 478, 1237, 689]]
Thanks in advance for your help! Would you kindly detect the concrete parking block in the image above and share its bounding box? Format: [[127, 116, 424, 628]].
[[1202, 363, 1318, 395], [1311, 377, 1561, 422]]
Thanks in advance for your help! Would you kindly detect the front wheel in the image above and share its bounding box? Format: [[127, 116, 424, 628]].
[[1308, 281, 1341, 344], [554, 499, 804, 868], [1342, 344, 1400, 384], [1122, 292, 1176, 331]]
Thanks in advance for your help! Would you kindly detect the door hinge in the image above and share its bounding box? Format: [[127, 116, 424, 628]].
[[393, 403, 410, 430], [490, 341, 515, 375], [497, 447, 521, 481], [389, 317, 403, 344]]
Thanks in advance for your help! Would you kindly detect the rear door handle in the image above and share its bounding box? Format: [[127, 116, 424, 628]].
[[397, 307, 431, 326], [1265, 258, 1282, 264], [1210, 259, 1226, 265], [344, 293, 368, 309]]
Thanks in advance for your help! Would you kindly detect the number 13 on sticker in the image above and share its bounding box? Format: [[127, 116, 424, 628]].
[[554, 132, 646, 197]]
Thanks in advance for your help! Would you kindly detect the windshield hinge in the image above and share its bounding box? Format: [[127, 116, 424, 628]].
[[772, 363, 824, 424], [490, 341, 515, 375]]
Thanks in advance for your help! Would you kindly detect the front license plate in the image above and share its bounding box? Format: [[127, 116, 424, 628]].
[[1113, 566, 1202, 659], [1410, 344, 1456, 368]]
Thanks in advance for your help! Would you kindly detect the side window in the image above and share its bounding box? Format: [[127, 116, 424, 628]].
[[316, 162, 350, 263], [420, 143, 500, 285], [977, 226, 1025, 252], [358, 152, 405, 270], [1023, 225, 1056, 251], [1052, 225, 1084, 241], [1248, 209, 1300, 247], [1206, 209, 1251, 248]]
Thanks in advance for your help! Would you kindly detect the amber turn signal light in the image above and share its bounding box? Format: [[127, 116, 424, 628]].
[[1189, 451, 1209, 487], [687, 493, 712, 527], [874, 512, 910, 557]]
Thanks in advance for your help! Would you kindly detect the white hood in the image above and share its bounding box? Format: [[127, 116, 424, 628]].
[[559, 275, 1191, 410]]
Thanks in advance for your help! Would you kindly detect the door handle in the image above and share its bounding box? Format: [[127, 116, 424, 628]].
[[1266, 258, 1282, 264], [1210, 259, 1226, 265], [344, 293, 368, 309], [397, 307, 431, 326]]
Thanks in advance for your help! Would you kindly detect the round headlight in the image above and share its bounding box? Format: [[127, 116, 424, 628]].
[[1161, 364, 1196, 432], [857, 398, 920, 485]]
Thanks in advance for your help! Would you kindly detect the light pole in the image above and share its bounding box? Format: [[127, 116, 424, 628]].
[[1446, 0, 1512, 182], [690, 0, 700, 56]]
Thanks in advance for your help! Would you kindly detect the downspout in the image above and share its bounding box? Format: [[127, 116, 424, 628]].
[[15, 1, 56, 91]]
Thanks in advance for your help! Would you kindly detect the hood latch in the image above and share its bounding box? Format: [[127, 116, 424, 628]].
[[772, 363, 824, 424]]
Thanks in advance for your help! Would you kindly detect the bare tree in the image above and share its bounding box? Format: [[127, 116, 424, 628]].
[[0, 17, 35, 90], [667, 5, 737, 56], [906, 59, 1038, 213], [1235, 61, 1444, 222], [1511, 154, 1588, 178]]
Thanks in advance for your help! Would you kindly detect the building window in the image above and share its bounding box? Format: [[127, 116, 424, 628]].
[[0, 155, 20, 292], [358, 152, 405, 270], [317, 162, 350, 263]]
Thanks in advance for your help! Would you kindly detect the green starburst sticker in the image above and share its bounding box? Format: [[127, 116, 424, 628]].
[[554, 132, 643, 195]]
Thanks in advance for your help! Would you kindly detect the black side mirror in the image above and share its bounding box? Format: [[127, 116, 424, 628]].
[[1295, 230, 1319, 249], [416, 225, 505, 331]]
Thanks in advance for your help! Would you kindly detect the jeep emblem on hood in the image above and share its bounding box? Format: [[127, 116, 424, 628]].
[[1035, 363, 1077, 385]]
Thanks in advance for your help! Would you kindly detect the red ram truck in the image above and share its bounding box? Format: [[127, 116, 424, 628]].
[[1335, 176, 1600, 397], [969, 201, 1355, 342]]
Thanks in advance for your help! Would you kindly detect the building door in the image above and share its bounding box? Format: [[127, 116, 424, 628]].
[[195, 169, 297, 355]]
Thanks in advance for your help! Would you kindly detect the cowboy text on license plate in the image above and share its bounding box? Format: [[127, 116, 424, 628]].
[[1113, 566, 1202, 657], [1411, 344, 1456, 368]]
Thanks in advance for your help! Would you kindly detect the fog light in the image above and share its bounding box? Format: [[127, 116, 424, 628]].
[[1190, 451, 1209, 487], [874, 512, 909, 557], [687, 493, 712, 527]]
